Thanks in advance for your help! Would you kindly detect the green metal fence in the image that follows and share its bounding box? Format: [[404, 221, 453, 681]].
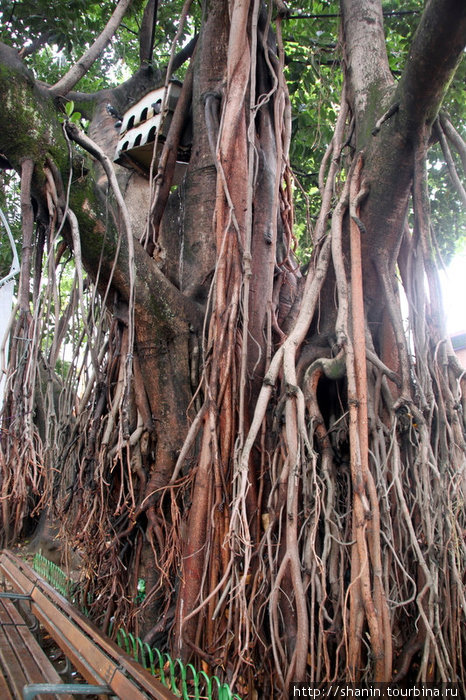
[[32, 553, 242, 700], [115, 628, 242, 700], [33, 552, 71, 598]]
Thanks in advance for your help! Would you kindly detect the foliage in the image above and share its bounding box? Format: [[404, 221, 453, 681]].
[[0, 0, 199, 90], [0, 172, 20, 281], [428, 143, 466, 262], [0, 0, 463, 256], [282, 0, 465, 258]]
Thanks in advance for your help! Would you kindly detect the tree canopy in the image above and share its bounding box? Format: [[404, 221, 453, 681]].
[[1, 0, 464, 265]]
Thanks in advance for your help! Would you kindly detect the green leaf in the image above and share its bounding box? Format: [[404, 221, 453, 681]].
[[65, 100, 75, 117], [70, 111, 82, 124]]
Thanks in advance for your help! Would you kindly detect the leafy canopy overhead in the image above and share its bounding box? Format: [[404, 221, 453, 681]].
[[0, 0, 464, 258]]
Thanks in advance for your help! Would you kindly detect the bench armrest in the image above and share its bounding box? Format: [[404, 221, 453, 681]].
[[23, 683, 112, 700]]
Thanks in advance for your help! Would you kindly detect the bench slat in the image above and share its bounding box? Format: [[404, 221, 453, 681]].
[[0, 586, 73, 699], [0, 669, 13, 699], [32, 597, 156, 700], [0, 597, 28, 626], [0, 613, 70, 700], [29, 593, 113, 687], [0, 556, 36, 597], [14, 613, 72, 689], [0, 624, 28, 698]]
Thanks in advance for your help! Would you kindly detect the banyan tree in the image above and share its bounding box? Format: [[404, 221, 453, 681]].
[[0, 0, 465, 695]]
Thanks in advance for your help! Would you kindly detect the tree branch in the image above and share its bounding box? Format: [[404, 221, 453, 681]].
[[439, 112, 466, 173], [139, 0, 158, 66], [172, 35, 198, 73], [344, 0, 466, 312], [0, 43, 199, 339], [18, 33, 53, 59], [340, 0, 393, 136], [49, 0, 134, 97], [395, 0, 466, 132], [65, 62, 163, 118], [286, 10, 420, 20], [435, 119, 466, 207]]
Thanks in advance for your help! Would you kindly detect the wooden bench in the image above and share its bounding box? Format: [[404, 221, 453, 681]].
[[0, 549, 177, 700], [0, 592, 78, 699]]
